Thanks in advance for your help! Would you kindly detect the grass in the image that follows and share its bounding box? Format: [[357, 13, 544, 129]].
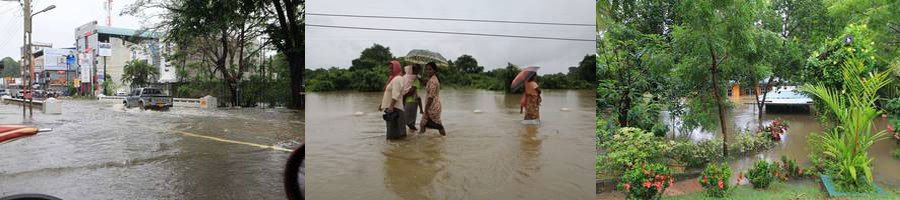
[[667, 181, 900, 200]]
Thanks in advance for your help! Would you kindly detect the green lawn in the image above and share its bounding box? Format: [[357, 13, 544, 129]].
[[667, 182, 900, 200]]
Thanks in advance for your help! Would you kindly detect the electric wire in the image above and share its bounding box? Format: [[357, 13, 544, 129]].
[[307, 12, 595, 27], [307, 24, 594, 42]]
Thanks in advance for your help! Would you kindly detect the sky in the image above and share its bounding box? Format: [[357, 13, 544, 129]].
[[306, 0, 596, 74], [0, 0, 147, 60]]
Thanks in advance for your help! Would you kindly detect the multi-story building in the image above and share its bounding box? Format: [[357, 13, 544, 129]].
[[74, 21, 175, 95]]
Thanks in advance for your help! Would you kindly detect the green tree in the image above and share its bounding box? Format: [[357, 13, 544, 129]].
[[122, 60, 160, 88], [673, 0, 761, 157], [454, 54, 483, 73], [1, 57, 20, 78], [576, 54, 597, 83], [350, 44, 393, 71]]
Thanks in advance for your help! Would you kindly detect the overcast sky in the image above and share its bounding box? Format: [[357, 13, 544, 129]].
[[0, 0, 146, 60], [306, 0, 595, 74]]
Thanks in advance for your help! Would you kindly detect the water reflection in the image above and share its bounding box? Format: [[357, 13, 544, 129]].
[[307, 89, 594, 199]]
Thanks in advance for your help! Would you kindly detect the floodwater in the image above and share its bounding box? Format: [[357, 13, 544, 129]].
[[662, 96, 900, 187], [0, 100, 303, 199], [305, 89, 596, 200]]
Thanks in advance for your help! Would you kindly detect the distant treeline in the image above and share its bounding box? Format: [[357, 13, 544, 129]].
[[305, 44, 596, 92]]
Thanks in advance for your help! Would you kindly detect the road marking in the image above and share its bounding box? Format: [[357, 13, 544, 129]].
[[137, 125, 292, 152]]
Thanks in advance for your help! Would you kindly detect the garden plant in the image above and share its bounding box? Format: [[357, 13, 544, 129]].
[[699, 162, 732, 198], [618, 162, 674, 200], [746, 160, 775, 189], [800, 55, 896, 193]]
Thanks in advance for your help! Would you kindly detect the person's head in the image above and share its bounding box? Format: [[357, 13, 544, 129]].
[[425, 62, 438, 77], [389, 61, 403, 76], [412, 64, 422, 76], [528, 74, 538, 82]]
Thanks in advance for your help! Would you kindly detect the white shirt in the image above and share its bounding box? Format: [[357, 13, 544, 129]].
[[381, 76, 406, 111]]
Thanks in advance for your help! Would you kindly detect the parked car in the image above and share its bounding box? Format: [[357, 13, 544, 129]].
[[116, 90, 128, 96], [124, 88, 173, 110]]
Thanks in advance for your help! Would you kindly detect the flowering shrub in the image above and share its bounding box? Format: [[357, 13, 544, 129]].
[[599, 128, 664, 173], [746, 160, 775, 189], [763, 118, 789, 141], [699, 162, 732, 197], [619, 162, 673, 200]]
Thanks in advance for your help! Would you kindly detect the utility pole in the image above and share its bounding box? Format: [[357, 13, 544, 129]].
[[24, 0, 32, 117]]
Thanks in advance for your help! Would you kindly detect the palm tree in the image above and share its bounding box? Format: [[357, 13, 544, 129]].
[[121, 60, 159, 89]]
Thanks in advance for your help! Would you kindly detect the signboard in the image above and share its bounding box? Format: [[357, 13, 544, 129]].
[[66, 55, 76, 65], [80, 53, 92, 82], [98, 43, 112, 57], [41, 48, 71, 71]]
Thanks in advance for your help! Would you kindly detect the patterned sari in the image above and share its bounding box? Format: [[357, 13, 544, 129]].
[[422, 75, 442, 125]]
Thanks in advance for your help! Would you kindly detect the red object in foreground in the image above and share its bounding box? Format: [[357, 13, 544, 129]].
[[0, 125, 39, 143]]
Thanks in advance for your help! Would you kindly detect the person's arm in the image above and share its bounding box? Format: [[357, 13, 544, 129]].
[[389, 79, 402, 112]]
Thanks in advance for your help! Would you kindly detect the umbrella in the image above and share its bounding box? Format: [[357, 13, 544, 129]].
[[510, 66, 540, 91], [403, 49, 449, 67]]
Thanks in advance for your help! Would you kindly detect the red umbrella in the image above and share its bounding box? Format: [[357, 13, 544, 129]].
[[510, 66, 540, 91]]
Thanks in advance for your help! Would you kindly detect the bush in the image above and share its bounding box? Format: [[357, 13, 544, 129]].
[[778, 156, 804, 180], [731, 132, 775, 155], [699, 162, 732, 198], [746, 160, 775, 189], [662, 140, 722, 168], [599, 128, 664, 172], [763, 118, 789, 141], [619, 162, 674, 200], [893, 148, 900, 160]]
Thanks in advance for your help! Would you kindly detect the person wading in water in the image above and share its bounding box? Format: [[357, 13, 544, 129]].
[[380, 61, 407, 139], [520, 75, 541, 121], [401, 64, 424, 131], [419, 62, 446, 136]]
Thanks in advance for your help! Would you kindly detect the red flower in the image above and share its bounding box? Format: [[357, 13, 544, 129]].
[[669, 178, 674, 186], [702, 176, 707, 184], [775, 172, 780, 178], [718, 179, 724, 189], [656, 175, 663, 179], [624, 183, 630, 191], [645, 170, 651, 175], [737, 172, 743, 183], [655, 181, 662, 188], [644, 182, 652, 188], [889, 125, 895, 132], [894, 133, 899, 140]]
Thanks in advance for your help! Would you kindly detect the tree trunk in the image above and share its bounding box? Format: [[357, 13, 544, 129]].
[[287, 50, 303, 109], [756, 76, 775, 129], [709, 44, 729, 157]]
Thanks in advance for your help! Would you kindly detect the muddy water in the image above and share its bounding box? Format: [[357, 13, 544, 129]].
[[306, 89, 595, 200], [0, 100, 303, 199], [662, 97, 900, 187]]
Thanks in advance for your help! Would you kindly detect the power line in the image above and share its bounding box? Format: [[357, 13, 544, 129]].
[[307, 13, 595, 27], [307, 24, 595, 42]]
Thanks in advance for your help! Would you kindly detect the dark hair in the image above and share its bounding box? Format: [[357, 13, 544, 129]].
[[413, 64, 422, 74], [426, 62, 438, 73]]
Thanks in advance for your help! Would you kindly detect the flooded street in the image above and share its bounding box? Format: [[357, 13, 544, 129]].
[[663, 97, 900, 187], [306, 89, 595, 200], [0, 100, 303, 199]]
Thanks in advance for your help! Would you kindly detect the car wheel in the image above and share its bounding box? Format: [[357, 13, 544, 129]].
[[138, 101, 145, 110]]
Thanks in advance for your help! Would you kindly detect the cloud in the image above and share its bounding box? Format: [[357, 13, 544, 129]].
[[305, 0, 595, 74]]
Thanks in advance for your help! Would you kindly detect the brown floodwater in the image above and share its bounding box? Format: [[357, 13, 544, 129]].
[[306, 89, 596, 199], [662, 96, 900, 187]]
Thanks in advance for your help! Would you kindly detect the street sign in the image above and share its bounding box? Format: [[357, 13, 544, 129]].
[[66, 55, 76, 65], [98, 43, 112, 57]]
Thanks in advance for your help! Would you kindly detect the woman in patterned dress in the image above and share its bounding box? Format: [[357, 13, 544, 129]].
[[521, 75, 541, 120], [419, 62, 446, 136]]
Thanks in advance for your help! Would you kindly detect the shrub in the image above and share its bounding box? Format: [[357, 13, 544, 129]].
[[778, 156, 804, 179], [619, 162, 674, 200], [599, 128, 664, 172], [763, 118, 789, 141], [662, 139, 724, 168], [746, 160, 775, 189], [893, 148, 900, 160], [699, 162, 732, 198], [731, 132, 775, 155]]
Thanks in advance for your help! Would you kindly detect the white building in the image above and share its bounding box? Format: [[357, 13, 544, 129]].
[[74, 21, 175, 95]]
